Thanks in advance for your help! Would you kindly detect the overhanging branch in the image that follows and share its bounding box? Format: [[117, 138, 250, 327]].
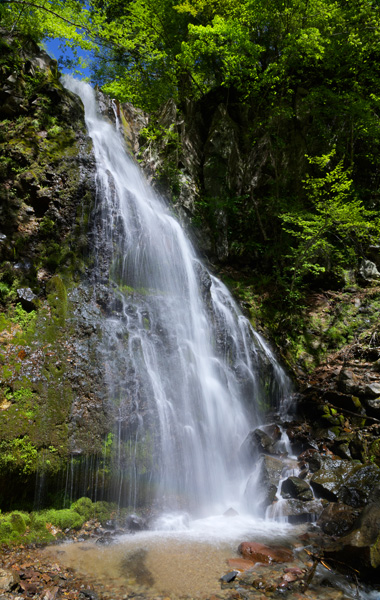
[[0, 0, 92, 33]]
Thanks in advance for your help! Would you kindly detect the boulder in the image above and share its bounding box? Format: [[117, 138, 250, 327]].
[[220, 571, 239, 583], [337, 463, 380, 508], [244, 455, 284, 515], [0, 568, 19, 592], [337, 369, 359, 395], [238, 541, 293, 564], [317, 502, 360, 537], [280, 476, 314, 501], [324, 486, 380, 578], [331, 439, 352, 460], [298, 448, 322, 473], [365, 397, 380, 416], [223, 507, 239, 517], [268, 498, 323, 524], [286, 420, 318, 455], [125, 514, 147, 531], [226, 558, 255, 571], [240, 428, 277, 459], [364, 383, 380, 398], [310, 456, 360, 501], [359, 259, 380, 282], [324, 391, 364, 417], [16, 286, 37, 310]]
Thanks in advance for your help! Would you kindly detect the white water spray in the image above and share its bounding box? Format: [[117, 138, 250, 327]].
[[64, 77, 291, 517]]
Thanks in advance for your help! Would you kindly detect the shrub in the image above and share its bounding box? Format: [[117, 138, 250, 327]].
[[70, 496, 93, 521], [0, 517, 13, 542], [93, 501, 117, 524], [30, 512, 48, 531], [10, 512, 27, 534], [43, 508, 84, 530]]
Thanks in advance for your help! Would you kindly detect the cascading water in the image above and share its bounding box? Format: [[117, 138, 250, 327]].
[[63, 77, 291, 517]]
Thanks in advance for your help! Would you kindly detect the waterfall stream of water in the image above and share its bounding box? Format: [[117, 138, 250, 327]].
[[63, 77, 291, 518]]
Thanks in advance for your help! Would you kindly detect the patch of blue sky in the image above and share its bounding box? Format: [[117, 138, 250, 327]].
[[44, 37, 93, 79]]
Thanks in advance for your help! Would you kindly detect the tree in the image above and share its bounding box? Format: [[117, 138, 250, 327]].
[[0, 0, 98, 48], [2, 0, 380, 307], [280, 151, 380, 301]]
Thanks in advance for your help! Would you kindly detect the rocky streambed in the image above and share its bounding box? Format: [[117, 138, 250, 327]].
[[0, 515, 377, 600]]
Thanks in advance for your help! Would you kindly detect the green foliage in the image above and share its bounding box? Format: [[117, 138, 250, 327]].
[[70, 496, 93, 520], [280, 151, 380, 302], [9, 511, 27, 534], [4, 387, 37, 420], [70, 496, 118, 524], [30, 512, 50, 532], [0, 517, 13, 543], [0, 500, 131, 544], [92, 500, 117, 523], [0, 510, 51, 544], [0, 436, 38, 475], [0, 0, 99, 53], [0, 282, 10, 303], [43, 508, 84, 530], [11, 304, 36, 332]]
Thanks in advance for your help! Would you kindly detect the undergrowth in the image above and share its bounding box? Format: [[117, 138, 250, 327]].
[[0, 497, 123, 545]]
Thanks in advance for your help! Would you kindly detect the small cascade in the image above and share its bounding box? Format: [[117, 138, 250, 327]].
[[266, 459, 301, 523], [258, 427, 323, 524], [63, 76, 291, 516]]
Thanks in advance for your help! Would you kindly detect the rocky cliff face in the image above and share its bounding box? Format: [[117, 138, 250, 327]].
[[0, 33, 115, 508], [133, 87, 308, 268], [1, 35, 380, 572], [127, 80, 380, 581]]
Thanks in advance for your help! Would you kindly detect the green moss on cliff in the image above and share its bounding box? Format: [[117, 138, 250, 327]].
[[0, 35, 104, 507]]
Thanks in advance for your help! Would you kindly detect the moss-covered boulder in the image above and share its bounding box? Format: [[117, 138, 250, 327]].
[[310, 457, 360, 501]]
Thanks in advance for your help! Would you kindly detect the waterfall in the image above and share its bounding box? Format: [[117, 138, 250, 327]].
[[64, 77, 290, 517]]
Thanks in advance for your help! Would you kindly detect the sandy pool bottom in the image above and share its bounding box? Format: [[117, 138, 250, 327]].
[[44, 535, 244, 598]]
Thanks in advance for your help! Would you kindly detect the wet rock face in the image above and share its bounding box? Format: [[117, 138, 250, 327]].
[[240, 427, 277, 459], [337, 464, 380, 507], [134, 91, 256, 263], [310, 456, 361, 501], [281, 476, 313, 501], [324, 485, 380, 577], [244, 454, 284, 515], [275, 498, 323, 524], [0, 33, 94, 271], [0, 33, 117, 505], [318, 502, 360, 536]]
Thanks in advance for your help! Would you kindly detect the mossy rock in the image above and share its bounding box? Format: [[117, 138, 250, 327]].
[[43, 508, 84, 530], [70, 496, 94, 521], [9, 511, 27, 534], [93, 500, 118, 524], [0, 517, 13, 542]]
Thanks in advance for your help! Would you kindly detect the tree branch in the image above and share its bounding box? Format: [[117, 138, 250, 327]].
[[0, 0, 92, 33]]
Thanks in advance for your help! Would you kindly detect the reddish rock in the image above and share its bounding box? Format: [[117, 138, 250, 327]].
[[282, 571, 298, 582], [226, 558, 255, 571], [284, 566, 303, 576], [238, 541, 293, 564]]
